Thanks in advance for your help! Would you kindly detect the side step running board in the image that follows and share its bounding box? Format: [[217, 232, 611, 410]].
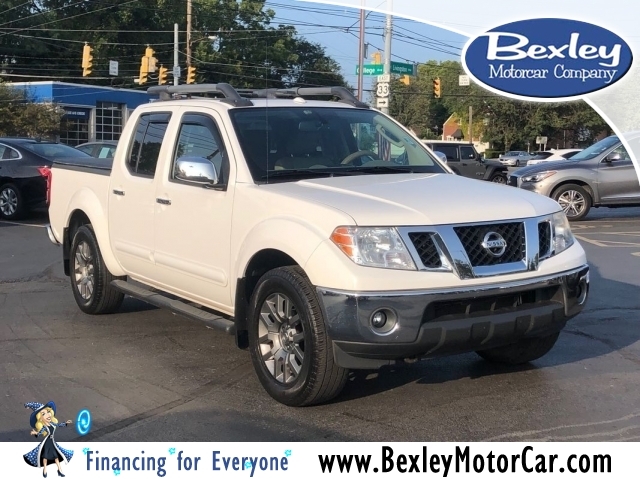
[[111, 280, 236, 335]]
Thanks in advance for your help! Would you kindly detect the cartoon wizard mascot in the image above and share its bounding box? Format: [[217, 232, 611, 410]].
[[23, 402, 74, 477]]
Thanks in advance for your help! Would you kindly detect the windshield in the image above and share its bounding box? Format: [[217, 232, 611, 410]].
[[21, 142, 91, 159], [229, 107, 446, 182], [569, 136, 620, 161]]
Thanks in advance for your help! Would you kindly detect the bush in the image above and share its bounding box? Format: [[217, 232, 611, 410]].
[[483, 149, 504, 159]]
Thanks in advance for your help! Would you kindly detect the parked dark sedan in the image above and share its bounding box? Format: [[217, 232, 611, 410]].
[[0, 138, 92, 220]]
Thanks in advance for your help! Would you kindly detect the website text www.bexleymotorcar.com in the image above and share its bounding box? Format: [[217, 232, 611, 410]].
[[318, 445, 612, 475]]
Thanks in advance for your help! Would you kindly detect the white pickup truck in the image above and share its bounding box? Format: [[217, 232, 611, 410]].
[[47, 84, 590, 406]]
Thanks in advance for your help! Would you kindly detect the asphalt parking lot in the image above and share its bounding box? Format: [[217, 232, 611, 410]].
[[2, 207, 640, 442]]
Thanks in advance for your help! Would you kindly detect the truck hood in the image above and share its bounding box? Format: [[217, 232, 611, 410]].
[[263, 173, 560, 226]]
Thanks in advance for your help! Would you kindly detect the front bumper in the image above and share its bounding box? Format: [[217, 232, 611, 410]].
[[317, 265, 589, 369]]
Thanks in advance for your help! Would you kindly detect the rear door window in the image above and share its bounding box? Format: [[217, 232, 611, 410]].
[[460, 146, 476, 160], [434, 145, 459, 161], [127, 113, 171, 177]]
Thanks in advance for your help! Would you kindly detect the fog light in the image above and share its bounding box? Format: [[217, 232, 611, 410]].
[[371, 311, 387, 328]]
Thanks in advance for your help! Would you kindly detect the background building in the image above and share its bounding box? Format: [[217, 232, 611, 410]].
[[10, 81, 154, 146]]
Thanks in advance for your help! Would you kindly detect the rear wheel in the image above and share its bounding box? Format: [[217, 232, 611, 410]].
[[0, 183, 25, 220], [477, 332, 560, 365], [248, 266, 348, 406], [70, 225, 124, 314], [552, 184, 591, 221]]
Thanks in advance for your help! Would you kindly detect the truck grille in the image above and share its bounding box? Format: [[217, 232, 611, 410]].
[[408, 233, 442, 268], [507, 175, 518, 187], [454, 222, 525, 267], [538, 221, 551, 258]]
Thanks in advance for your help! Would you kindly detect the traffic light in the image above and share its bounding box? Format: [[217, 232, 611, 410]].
[[139, 56, 149, 85], [158, 65, 168, 85], [82, 43, 93, 77], [433, 77, 441, 98], [400, 75, 410, 86], [186, 66, 196, 84], [371, 51, 382, 65]]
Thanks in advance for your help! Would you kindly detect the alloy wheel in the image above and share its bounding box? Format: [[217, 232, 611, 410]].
[[74, 241, 95, 301], [0, 188, 18, 216], [557, 190, 586, 218], [258, 292, 305, 384]]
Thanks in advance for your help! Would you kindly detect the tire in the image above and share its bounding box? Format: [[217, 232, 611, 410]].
[[477, 332, 560, 365], [0, 183, 26, 220], [248, 266, 349, 406], [69, 225, 125, 315], [490, 173, 507, 184], [515, 160, 520, 167], [552, 184, 591, 221]]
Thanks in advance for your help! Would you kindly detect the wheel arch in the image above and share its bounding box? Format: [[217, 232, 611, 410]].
[[550, 180, 595, 204], [63, 189, 125, 277]]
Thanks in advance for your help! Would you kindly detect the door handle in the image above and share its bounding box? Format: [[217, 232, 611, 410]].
[[156, 198, 171, 205], [113, 189, 125, 196]]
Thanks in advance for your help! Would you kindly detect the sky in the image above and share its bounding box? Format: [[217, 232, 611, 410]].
[[264, 0, 468, 95]]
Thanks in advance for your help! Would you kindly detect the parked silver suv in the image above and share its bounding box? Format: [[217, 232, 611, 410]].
[[507, 134, 640, 221]]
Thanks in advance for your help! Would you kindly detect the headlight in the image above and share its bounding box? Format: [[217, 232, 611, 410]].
[[330, 226, 417, 270], [551, 211, 575, 254], [521, 171, 557, 183]]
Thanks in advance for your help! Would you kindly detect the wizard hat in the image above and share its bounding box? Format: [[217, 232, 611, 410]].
[[25, 401, 56, 429]]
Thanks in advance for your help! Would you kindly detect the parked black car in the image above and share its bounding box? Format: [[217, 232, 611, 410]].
[[0, 138, 92, 220], [422, 140, 509, 183], [75, 140, 118, 159]]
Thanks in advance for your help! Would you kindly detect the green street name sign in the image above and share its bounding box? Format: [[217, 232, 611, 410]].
[[355, 62, 415, 76]]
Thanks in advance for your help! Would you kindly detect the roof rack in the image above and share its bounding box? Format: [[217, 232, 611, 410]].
[[147, 83, 254, 106], [147, 84, 369, 109], [236, 86, 369, 108]]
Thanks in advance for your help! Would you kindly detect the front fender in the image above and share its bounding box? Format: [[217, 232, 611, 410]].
[[235, 216, 333, 285], [65, 188, 125, 277]]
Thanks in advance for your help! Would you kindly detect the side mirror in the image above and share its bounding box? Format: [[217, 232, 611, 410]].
[[604, 152, 623, 162], [174, 157, 219, 184]]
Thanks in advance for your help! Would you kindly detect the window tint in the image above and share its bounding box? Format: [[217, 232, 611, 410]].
[[435, 145, 459, 161], [98, 146, 116, 159], [127, 113, 171, 177], [172, 114, 227, 184], [460, 146, 475, 160], [76, 145, 95, 155], [610, 145, 630, 161]]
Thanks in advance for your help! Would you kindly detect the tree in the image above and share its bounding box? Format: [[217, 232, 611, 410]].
[[0, 82, 63, 137], [0, 0, 347, 89]]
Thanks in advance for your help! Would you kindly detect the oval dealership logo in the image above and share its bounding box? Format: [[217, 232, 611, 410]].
[[462, 18, 633, 101]]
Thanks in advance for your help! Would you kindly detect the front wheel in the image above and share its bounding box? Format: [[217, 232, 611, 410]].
[[552, 184, 591, 221], [70, 225, 125, 314], [490, 173, 507, 184], [248, 266, 349, 406], [476, 332, 560, 365], [515, 160, 520, 167]]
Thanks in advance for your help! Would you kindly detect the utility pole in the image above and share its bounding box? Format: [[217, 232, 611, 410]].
[[468, 105, 473, 145], [382, 0, 393, 114], [357, 0, 365, 101], [186, 0, 192, 66], [174, 23, 179, 86]]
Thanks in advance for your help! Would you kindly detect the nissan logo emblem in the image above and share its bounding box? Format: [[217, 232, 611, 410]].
[[481, 232, 508, 257]]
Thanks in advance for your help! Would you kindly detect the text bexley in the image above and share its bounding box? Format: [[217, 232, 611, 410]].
[[485, 32, 621, 84]]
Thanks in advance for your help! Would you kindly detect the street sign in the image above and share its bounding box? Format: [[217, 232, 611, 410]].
[[109, 60, 118, 76], [355, 64, 384, 75], [390, 61, 415, 76], [172, 66, 181, 78], [377, 74, 391, 83], [536, 136, 548, 144], [376, 98, 389, 108], [376, 82, 390, 98], [459, 74, 470, 86]]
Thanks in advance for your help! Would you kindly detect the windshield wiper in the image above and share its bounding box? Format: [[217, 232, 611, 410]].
[[339, 165, 417, 174], [260, 169, 352, 180]]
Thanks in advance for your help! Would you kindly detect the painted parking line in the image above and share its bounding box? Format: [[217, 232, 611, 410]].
[[0, 220, 47, 228], [574, 234, 640, 248]]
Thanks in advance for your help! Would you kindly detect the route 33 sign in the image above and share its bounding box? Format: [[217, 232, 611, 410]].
[[376, 82, 390, 98]]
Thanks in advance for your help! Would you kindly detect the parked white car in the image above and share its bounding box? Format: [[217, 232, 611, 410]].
[[46, 83, 589, 406], [527, 149, 582, 166]]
